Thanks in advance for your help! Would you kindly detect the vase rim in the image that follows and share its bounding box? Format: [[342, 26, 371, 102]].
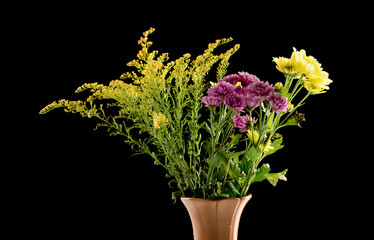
[[181, 194, 252, 201]]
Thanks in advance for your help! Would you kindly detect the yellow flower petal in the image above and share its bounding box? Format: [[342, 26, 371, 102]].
[[259, 141, 274, 152], [246, 129, 259, 144], [273, 57, 298, 74]]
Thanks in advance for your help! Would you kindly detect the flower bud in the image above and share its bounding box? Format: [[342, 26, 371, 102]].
[[287, 101, 294, 111], [235, 81, 242, 87], [291, 111, 305, 123], [274, 82, 283, 91]]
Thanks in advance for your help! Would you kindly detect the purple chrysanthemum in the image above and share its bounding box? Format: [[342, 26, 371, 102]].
[[233, 113, 255, 133], [247, 81, 275, 100], [268, 92, 289, 113], [220, 74, 241, 85], [223, 91, 246, 112], [201, 96, 222, 108], [233, 113, 247, 129], [207, 81, 235, 99], [233, 86, 251, 96], [238, 72, 260, 87], [243, 95, 260, 110]]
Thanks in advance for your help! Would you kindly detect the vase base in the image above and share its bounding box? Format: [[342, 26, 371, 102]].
[[181, 195, 252, 240]]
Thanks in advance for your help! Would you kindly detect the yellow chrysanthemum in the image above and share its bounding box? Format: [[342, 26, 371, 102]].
[[302, 56, 333, 93], [246, 129, 259, 144], [302, 73, 333, 94], [273, 48, 307, 74], [246, 129, 273, 152], [153, 112, 168, 129], [304, 55, 322, 75], [302, 80, 325, 94], [272, 57, 297, 74], [290, 48, 308, 73], [274, 48, 333, 94]]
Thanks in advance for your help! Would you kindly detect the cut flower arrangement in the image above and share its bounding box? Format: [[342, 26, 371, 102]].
[[40, 28, 332, 201]]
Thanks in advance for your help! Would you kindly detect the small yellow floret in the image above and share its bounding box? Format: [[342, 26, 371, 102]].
[[153, 112, 168, 129]]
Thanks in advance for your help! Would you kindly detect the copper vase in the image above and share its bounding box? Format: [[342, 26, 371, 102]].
[[181, 195, 252, 240]]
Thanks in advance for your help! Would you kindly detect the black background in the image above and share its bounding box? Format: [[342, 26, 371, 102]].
[[8, 2, 369, 239]]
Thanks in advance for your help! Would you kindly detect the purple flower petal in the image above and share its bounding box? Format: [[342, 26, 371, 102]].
[[233, 86, 251, 96], [220, 74, 241, 85], [268, 92, 289, 113], [224, 91, 246, 112], [201, 96, 222, 108], [243, 95, 260, 110], [233, 113, 247, 129], [247, 81, 275, 100], [233, 113, 255, 132], [238, 72, 261, 87], [207, 81, 235, 99]]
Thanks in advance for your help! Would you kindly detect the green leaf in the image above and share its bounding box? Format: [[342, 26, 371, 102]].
[[203, 140, 212, 156], [265, 169, 288, 186], [229, 134, 242, 146], [239, 158, 252, 174], [239, 147, 258, 173], [145, 137, 156, 144], [180, 139, 186, 155], [171, 128, 182, 139], [283, 118, 300, 127], [204, 122, 211, 132], [227, 181, 240, 196], [201, 170, 208, 179], [244, 146, 261, 161], [283, 112, 305, 128], [217, 150, 241, 183], [247, 146, 260, 160], [207, 156, 219, 168], [186, 119, 193, 131], [230, 151, 245, 164], [273, 138, 283, 148], [267, 112, 274, 128], [171, 190, 182, 204], [229, 160, 241, 182], [217, 181, 222, 194], [252, 163, 271, 183], [218, 193, 230, 198], [213, 169, 227, 179], [281, 86, 291, 99], [199, 121, 206, 130], [216, 150, 229, 163], [264, 137, 284, 156], [143, 142, 151, 154]]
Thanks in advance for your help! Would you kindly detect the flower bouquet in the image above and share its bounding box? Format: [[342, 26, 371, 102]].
[[40, 28, 332, 201]]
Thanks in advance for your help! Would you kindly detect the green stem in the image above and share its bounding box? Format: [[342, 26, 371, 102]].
[[209, 108, 216, 158], [223, 156, 232, 186], [289, 79, 303, 102]]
